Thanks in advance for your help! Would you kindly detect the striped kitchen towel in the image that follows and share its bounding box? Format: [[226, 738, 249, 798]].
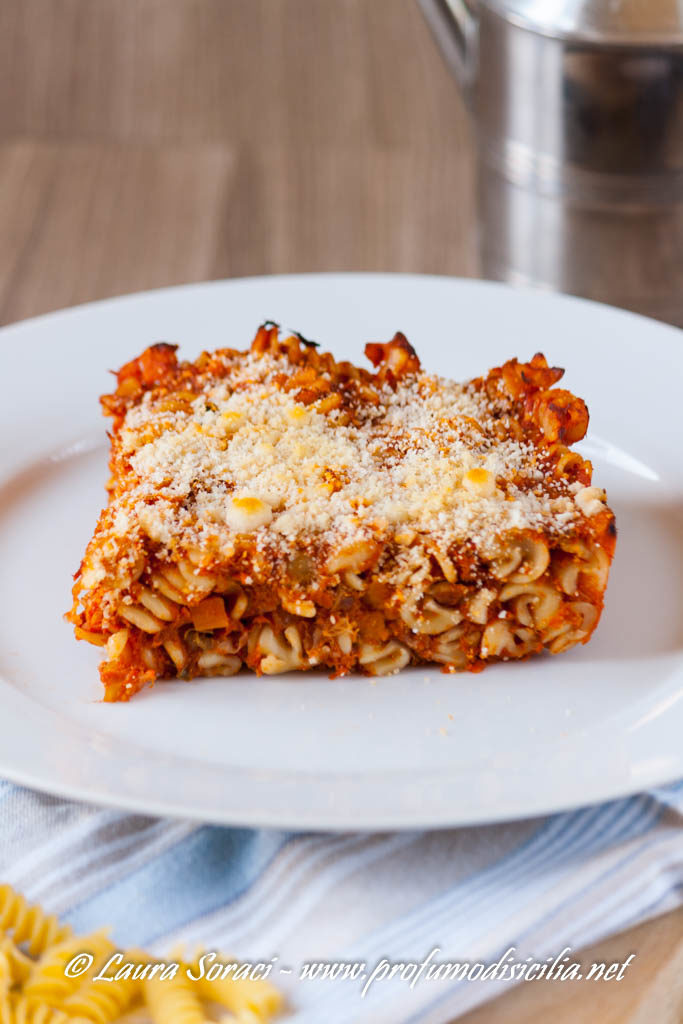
[[1, 779, 682, 1023]]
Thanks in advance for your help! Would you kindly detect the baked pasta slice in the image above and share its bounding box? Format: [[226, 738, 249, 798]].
[[68, 325, 616, 700]]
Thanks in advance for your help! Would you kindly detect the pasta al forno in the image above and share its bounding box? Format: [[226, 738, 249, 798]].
[[67, 325, 616, 700]]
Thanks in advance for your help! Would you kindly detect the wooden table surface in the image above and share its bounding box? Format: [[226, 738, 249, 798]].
[[0, 1, 680, 1020], [0, 0, 478, 326]]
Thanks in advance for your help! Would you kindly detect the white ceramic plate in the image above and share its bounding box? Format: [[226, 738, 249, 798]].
[[0, 274, 681, 830]]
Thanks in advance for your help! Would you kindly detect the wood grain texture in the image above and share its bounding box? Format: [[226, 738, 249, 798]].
[[457, 906, 683, 1024], [0, 0, 476, 324], [0, 141, 236, 322], [0, 0, 466, 146]]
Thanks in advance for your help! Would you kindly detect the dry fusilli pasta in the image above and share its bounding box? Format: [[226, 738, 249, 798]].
[[0, 884, 283, 1023], [0, 887, 71, 958]]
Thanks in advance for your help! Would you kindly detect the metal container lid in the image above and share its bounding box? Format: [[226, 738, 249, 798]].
[[484, 0, 683, 44]]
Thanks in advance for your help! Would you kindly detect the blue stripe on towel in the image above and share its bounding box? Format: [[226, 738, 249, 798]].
[[64, 826, 294, 944], [288, 793, 665, 1024], [396, 792, 669, 1024], [0, 780, 681, 1024]]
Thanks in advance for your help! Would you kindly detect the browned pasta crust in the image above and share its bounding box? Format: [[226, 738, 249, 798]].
[[67, 326, 616, 701]]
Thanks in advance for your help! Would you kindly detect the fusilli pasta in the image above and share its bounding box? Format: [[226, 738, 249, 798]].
[[0, 887, 71, 958], [0, 884, 282, 1024]]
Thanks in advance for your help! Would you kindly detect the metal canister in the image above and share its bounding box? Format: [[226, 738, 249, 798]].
[[419, 0, 683, 325]]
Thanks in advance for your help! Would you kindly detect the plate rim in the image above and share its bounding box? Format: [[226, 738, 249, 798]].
[[1, 272, 681, 830], [2, 270, 682, 340]]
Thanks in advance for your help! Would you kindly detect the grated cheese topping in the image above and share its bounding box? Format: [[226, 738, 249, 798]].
[[100, 349, 580, 579]]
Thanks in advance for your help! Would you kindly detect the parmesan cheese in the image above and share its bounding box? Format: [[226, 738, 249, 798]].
[[89, 345, 585, 597]]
